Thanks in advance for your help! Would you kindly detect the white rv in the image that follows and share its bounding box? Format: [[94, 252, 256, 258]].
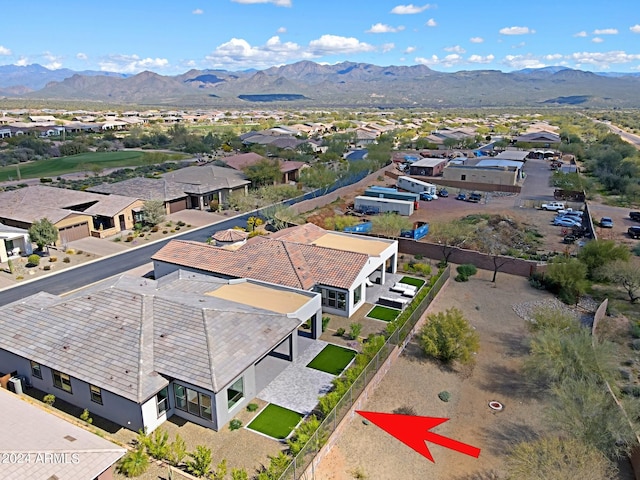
[[397, 176, 437, 196]]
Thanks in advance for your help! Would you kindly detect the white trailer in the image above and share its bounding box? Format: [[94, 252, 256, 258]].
[[354, 196, 414, 216], [397, 175, 437, 196]]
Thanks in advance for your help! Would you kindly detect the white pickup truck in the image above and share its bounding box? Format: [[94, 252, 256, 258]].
[[541, 201, 566, 211]]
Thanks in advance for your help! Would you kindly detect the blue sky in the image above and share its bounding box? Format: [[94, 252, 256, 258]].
[[1, 0, 640, 74]]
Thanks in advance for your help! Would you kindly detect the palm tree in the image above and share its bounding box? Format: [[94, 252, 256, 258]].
[[117, 447, 149, 478]]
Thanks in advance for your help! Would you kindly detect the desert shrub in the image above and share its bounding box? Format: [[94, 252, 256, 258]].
[[75, 250, 83, 255], [322, 316, 331, 332], [125, 236, 134, 242], [163, 230, 168, 234], [336, 327, 346, 337], [27, 254, 40, 266], [186, 445, 213, 477], [457, 263, 477, 277], [49, 256, 57, 262], [43, 265, 51, 271], [229, 419, 242, 430], [348, 322, 362, 340], [80, 409, 93, 424], [247, 403, 259, 412], [438, 391, 451, 402], [151, 225, 159, 232], [114, 236, 122, 242], [117, 447, 149, 478], [43, 394, 55, 406], [63, 257, 71, 263], [177, 220, 186, 227], [418, 307, 480, 364], [631, 323, 640, 339], [393, 406, 417, 415], [167, 434, 187, 466]]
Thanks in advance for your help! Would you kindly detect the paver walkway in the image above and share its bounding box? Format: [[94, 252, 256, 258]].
[[257, 338, 334, 415]]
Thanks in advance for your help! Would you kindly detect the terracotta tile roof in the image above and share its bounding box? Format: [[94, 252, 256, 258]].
[[222, 152, 267, 170], [152, 232, 369, 290], [212, 229, 248, 242]]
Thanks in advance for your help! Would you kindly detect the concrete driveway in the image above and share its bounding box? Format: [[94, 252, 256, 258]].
[[67, 236, 130, 257]]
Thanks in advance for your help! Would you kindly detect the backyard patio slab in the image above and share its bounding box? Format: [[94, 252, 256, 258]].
[[257, 338, 334, 415]]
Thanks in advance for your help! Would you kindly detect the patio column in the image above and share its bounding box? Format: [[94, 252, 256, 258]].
[[379, 265, 386, 285]]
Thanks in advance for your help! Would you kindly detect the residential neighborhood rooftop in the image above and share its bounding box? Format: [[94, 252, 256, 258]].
[[0, 389, 126, 479]]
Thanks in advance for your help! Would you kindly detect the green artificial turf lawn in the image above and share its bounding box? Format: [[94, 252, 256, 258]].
[[247, 404, 303, 439], [306, 344, 357, 375], [0, 151, 185, 182], [399, 276, 426, 289], [367, 305, 401, 322]]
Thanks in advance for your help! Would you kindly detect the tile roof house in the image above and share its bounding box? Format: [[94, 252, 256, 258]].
[[0, 185, 144, 242], [89, 164, 250, 212], [221, 152, 307, 183], [0, 270, 322, 432], [0, 389, 126, 480], [0, 222, 33, 262], [152, 223, 398, 318]]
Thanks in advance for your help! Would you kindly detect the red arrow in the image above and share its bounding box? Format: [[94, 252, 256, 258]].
[[356, 411, 481, 462]]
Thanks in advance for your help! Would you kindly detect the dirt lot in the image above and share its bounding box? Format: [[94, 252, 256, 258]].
[[313, 270, 632, 480]]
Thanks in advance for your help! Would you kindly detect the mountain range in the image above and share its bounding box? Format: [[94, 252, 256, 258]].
[[1, 61, 640, 108]]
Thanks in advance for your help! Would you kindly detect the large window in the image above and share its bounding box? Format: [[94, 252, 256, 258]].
[[174, 384, 186, 411], [30, 361, 42, 379], [156, 387, 168, 417], [321, 288, 347, 311], [227, 377, 244, 410], [173, 383, 212, 421], [52, 370, 72, 393], [90, 385, 103, 405], [353, 284, 362, 306]]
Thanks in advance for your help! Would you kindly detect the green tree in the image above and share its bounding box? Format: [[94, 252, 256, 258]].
[[166, 434, 187, 466], [212, 459, 227, 480], [243, 158, 281, 186], [506, 437, 617, 480], [418, 307, 480, 364], [370, 213, 413, 237], [145, 428, 170, 460], [544, 257, 589, 304], [117, 447, 150, 478], [299, 164, 337, 190], [578, 239, 631, 280], [142, 199, 166, 226], [231, 468, 249, 480], [28, 218, 58, 251], [597, 259, 640, 303], [186, 445, 212, 477]]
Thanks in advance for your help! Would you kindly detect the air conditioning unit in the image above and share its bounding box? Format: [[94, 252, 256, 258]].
[[8, 376, 23, 395]]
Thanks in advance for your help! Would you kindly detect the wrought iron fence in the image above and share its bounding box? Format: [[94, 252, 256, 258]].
[[278, 266, 451, 480]]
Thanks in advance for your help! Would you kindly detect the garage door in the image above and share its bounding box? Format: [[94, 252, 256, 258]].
[[58, 222, 90, 242], [169, 198, 187, 213]]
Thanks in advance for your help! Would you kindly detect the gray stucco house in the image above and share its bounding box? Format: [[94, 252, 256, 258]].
[[0, 270, 322, 433]]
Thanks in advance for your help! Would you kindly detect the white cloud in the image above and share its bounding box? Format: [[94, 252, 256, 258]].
[[593, 28, 618, 35], [573, 31, 587, 37], [43, 52, 63, 70], [192, 8, 204, 14], [15, 57, 28, 67], [444, 45, 465, 54], [76, 52, 88, 60], [0, 45, 12, 56], [382, 43, 395, 53], [544, 53, 563, 61], [98, 54, 170, 73], [468, 54, 495, 64], [499, 26, 535, 35], [631, 24, 640, 33], [570, 50, 640, 69], [391, 3, 433, 14], [308, 35, 375, 55], [470, 37, 484, 43], [405, 46, 416, 54], [204, 34, 376, 68], [592, 37, 604, 43], [366, 23, 404, 33], [425, 18, 437, 27], [415, 54, 463, 68], [231, 0, 291, 6], [277, 26, 287, 33], [502, 54, 546, 69], [512, 41, 526, 49]]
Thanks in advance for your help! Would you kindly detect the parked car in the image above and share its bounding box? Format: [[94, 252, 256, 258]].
[[456, 193, 467, 201], [563, 234, 577, 244], [628, 226, 640, 239], [557, 208, 583, 216], [630, 212, 640, 222], [554, 217, 583, 227], [437, 188, 449, 198], [600, 217, 614, 228], [420, 192, 436, 201], [541, 201, 566, 211], [467, 192, 482, 203]]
